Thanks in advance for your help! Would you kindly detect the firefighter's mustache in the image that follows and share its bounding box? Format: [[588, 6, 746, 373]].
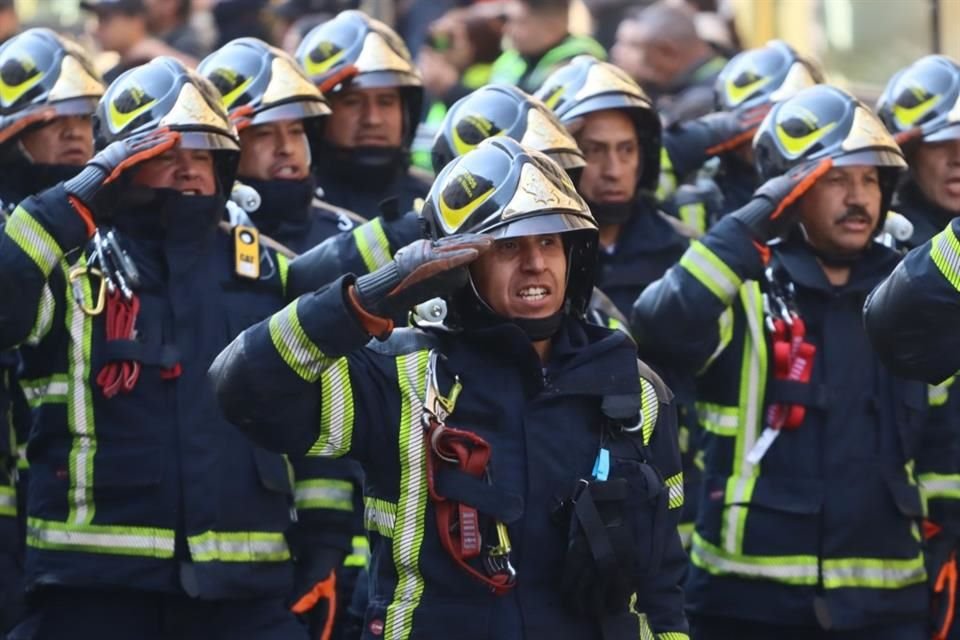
[[836, 205, 872, 225]]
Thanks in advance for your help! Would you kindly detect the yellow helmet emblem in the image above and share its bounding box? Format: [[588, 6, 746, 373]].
[[303, 42, 346, 78], [451, 114, 503, 157], [892, 85, 940, 128], [725, 69, 773, 108], [0, 54, 43, 108], [108, 84, 158, 133], [438, 168, 495, 234]]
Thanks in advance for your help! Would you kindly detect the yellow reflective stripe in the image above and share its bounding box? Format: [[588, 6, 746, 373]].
[[928, 376, 955, 407], [680, 241, 743, 305], [722, 283, 766, 555], [678, 522, 694, 549], [701, 307, 734, 372], [188, 530, 290, 562], [307, 357, 354, 457], [657, 147, 676, 200], [365, 496, 397, 539], [931, 226, 960, 292], [384, 350, 430, 640], [344, 534, 370, 568], [679, 202, 707, 235], [696, 402, 738, 437], [66, 254, 95, 525], [638, 613, 655, 640], [26, 283, 56, 346], [276, 253, 289, 297], [639, 376, 658, 446], [294, 478, 353, 511], [0, 485, 15, 517], [919, 473, 960, 500], [353, 218, 392, 274], [657, 634, 691, 640], [27, 517, 175, 558], [821, 555, 926, 589], [4, 207, 63, 275], [691, 532, 818, 585], [665, 472, 683, 509], [269, 299, 333, 382], [20, 374, 69, 408]]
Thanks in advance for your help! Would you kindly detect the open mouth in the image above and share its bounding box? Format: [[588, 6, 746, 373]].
[[518, 285, 549, 301], [271, 165, 301, 179], [182, 189, 202, 196]]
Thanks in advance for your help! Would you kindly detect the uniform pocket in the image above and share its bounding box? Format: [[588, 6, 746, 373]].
[[609, 457, 668, 577], [253, 447, 292, 496]]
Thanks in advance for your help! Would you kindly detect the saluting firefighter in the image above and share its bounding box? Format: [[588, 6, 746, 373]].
[[634, 86, 933, 639], [0, 56, 340, 639], [211, 137, 689, 640]]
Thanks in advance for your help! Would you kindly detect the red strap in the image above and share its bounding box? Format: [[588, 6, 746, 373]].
[[96, 290, 141, 398], [766, 316, 816, 432], [425, 420, 513, 595]]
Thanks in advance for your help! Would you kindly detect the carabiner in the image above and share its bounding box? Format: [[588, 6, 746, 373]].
[[68, 266, 106, 316]]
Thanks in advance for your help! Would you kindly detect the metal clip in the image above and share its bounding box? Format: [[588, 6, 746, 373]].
[[68, 266, 106, 316], [423, 350, 462, 425], [483, 521, 516, 585]]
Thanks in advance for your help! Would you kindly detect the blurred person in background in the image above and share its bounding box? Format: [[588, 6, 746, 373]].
[[144, 0, 208, 58], [0, 0, 18, 45], [269, 0, 358, 54], [612, 1, 726, 125], [412, 2, 506, 170], [81, 0, 198, 82], [212, 0, 271, 48], [489, 0, 605, 94]]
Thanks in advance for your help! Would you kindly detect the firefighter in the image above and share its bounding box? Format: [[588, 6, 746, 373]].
[[634, 85, 931, 639], [294, 10, 430, 220], [198, 37, 371, 640], [0, 57, 310, 639], [211, 137, 689, 639], [0, 29, 106, 635], [876, 54, 960, 639]]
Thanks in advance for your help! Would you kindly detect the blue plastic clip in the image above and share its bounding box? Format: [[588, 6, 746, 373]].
[[591, 448, 610, 481]]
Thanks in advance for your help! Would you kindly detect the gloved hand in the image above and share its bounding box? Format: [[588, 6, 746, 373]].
[[732, 157, 834, 243], [64, 127, 181, 208], [0, 106, 55, 145], [348, 233, 492, 339], [699, 106, 770, 156]]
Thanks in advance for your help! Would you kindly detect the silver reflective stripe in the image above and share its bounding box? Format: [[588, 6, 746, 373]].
[[21, 376, 69, 407], [364, 496, 397, 538], [931, 226, 960, 291], [27, 518, 176, 558], [919, 474, 960, 499], [294, 479, 353, 510], [26, 283, 55, 346], [692, 534, 818, 584], [66, 257, 95, 525], [308, 357, 354, 457], [821, 557, 926, 589], [269, 299, 332, 382], [0, 487, 15, 515], [188, 531, 290, 562], [697, 403, 738, 436], [680, 242, 742, 304], [4, 208, 63, 275], [353, 218, 392, 273]]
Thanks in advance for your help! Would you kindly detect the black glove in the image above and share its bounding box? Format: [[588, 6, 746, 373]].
[[732, 157, 834, 242], [349, 233, 492, 339], [64, 128, 181, 207], [698, 106, 769, 156], [558, 478, 636, 616]]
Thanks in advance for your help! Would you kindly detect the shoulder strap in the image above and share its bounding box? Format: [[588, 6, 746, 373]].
[[311, 198, 368, 226]]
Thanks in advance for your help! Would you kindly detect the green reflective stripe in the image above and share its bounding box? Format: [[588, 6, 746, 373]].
[[665, 472, 684, 509], [679, 202, 707, 235], [696, 402, 738, 436], [365, 496, 397, 539], [269, 299, 332, 382], [931, 226, 960, 292], [490, 50, 526, 84], [65, 255, 95, 525], [384, 350, 430, 640], [353, 218, 392, 274], [294, 478, 353, 511], [723, 284, 767, 554], [821, 555, 926, 589], [928, 376, 955, 407], [307, 357, 354, 457], [20, 374, 69, 408], [26, 283, 56, 345], [919, 473, 960, 500], [680, 241, 743, 304], [276, 253, 289, 296], [606, 316, 627, 334], [702, 307, 734, 372], [4, 207, 63, 275], [657, 147, 677, 200], [344, 534, 370, 568], [638, 613, 655, 640], [691, 532, 818, 585], [678, 522, 694, 549], [639, 377, 658, 445], [16, 443, 28, 470], [657, 633, 691, 640], [462, 63, 491, 89], [0, 485, 15, 516], [27, 517, 175, 558], [188, 530, 290, 562]]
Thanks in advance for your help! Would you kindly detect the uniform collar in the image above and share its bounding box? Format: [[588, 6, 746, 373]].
[[893, 179, 956, 247], [773, 234, 901, 295], [604, 199, 688, 257]]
